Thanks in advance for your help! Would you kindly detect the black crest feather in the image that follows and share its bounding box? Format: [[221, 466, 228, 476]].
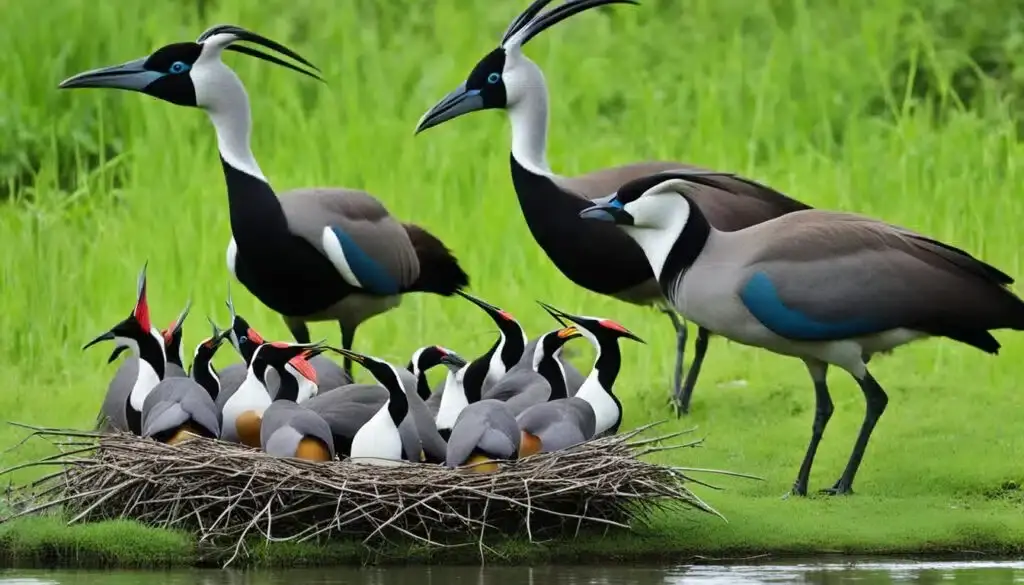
[[196, 24, 324, 82], [501, 0, 639, 48]]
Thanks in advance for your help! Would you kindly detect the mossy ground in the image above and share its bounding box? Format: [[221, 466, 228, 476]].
[[2, 0, 1024, 568]]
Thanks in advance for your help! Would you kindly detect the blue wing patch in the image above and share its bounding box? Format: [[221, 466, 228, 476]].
[[739, 271, 880, 340], [329, 226, 400, 295]]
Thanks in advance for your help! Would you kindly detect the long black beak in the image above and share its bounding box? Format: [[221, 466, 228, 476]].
[[456, 290, 517, 324], [83, 330, 116, 351], [536, 300, 570, 327], [440, 353, 468, 372], [578, 200, 634, 225], [415, 83, 485, 135], [58, 57, 162, 92], [107, 346, 128, 363]]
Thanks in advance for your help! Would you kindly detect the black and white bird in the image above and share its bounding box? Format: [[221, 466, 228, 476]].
[[406, 344, 455, 404], [415, 0, 811, 414], [219, 341, 321, 448], [260, 351, 335, 462], [216, 289, 351, 410], [108, 299, 192, 379], [580, 171, 1024, 495], [85, 265, 165, 436], [59, 24, 470, 381], [140, 320, 233, 444], [516, 303, 644, 457], [481, 326, 581, 415], [302, 347, 413, 465]]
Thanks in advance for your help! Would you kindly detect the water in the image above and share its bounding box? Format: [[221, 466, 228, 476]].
[[3, 558, 1023, 584]]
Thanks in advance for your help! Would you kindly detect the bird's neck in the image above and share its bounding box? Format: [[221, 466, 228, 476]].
[[499, 327, 527, 371], [191, 353, 220, 401], [534, 344, 569, 400], [464, 338, 499, 398], [626, 196, 712, 299], [435, 369, 469, 431], [376, 367, 410, 427], [234, 365, 271, 409], [507, 61, 553, 177], [201, 67, 291, 247], [126, 333, 166, 412], [129, 356, 162, 413]]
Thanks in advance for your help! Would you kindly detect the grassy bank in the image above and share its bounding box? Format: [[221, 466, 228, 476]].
[[2, 0, 1024, 567]]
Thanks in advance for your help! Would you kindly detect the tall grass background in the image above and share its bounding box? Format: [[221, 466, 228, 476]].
[[1, 0, 1023, 508]]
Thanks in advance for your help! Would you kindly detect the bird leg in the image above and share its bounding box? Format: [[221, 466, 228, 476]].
[[340, 323, 357, 380], [284, 317, 312, 344], [674, 327, 711, 416], [789, 360, 833, 497], [821, 370, 888, 496], [660, 306, 688, 414]]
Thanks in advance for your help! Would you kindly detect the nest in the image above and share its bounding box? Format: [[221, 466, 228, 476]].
[[1, 422, 743, 565]]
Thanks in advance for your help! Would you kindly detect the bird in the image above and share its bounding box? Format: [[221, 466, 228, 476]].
[[260, 352, 335, 462], [482, 325, 582, 416], [58, 23, 470, 383], [406, 345, 455, 403], [516, 303, 645, 457], [219, 341, 321, 448], [302, 347, 413, 465], [140, 320, 234, 444], [394, 360, 450, 464], [188, 318, 232, 401], [455, 291, 529, 394], [523, 332, 585, 396], [444, 399, 522, 473], [84, 264, 166, 435], [579, 170, 1024, 496], [414, 0, 811, 415], [433, 352, 477, 441], [216, 288, 351, 411], [106, 298, 192, 379]]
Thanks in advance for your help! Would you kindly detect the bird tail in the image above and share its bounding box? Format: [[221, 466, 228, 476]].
[[401, 223, 470, 295]]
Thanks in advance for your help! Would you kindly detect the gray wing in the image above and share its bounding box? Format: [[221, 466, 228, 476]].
[[559, 161, 810, 230], [279, 188, 420, 293], [523, 336, 585, 396], [304, 384, 387, 440], [164, 363, 187, 378], [516, 398, 595, 452], [425, 379, 444, 419], [97, 357, 136, 432], [737, 212, 1024, 343], [214, 362, 247, 410], [481, 365, 541, 402], [261, 402, 336, 459], [398, 417, 422, 462], [310, 355, 353, 390], [142, 379, 220, 438], [445, 400, 520, 467], [398, 370, 448, 463]]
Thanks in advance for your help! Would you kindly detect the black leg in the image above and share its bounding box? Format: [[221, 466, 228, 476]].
[[821, 369, 888, 496], [284, 317, 311, 344], [675, 327, 711, 416], [660, 306, 688, 414], [790, 360, 833, 497], [340, 324, 357, 380]]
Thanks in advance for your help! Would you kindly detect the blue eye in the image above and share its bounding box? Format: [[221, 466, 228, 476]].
[[169, 61, 190, 74], [487, 72, 501, 84]]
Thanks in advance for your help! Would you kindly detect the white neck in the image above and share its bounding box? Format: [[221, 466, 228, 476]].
[[507, 58, 552, 176], [224, 364, 272, 416], [622, 203, 691, 282], [435, 368, 469, 431], [486, 334, 508, 387], [129, 357, 162, 412], [283, 363, 319, 402], [531, 338, 548, 371], [350, 398, 402, 463], [573, 330, 619, 435], [194, 59, 267, 182]]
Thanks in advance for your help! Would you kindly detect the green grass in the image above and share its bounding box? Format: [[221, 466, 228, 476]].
[[2, 0, 1024, 568]]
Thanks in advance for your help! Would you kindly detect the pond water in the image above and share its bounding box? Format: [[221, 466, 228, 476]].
[[2, 558, 1023, 584]]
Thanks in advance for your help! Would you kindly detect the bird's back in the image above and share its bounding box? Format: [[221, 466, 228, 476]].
[[445, 400, 519, 467]]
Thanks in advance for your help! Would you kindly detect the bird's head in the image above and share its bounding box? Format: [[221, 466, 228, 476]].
[[455, 290, 525, 345], [579, 171, 736, 231], [251, 341, 323, 388], [57, 24, 322, 109], [537, 301, 645, 346], [191, 317, 233, 373], [414, 0, 638, 134], [221, 284, 265, 363], [327, 347, 409, 396], [408, 345, 460, 377], [84, 263, 161, 359]]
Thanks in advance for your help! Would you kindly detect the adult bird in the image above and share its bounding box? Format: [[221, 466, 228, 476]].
[[580, 171, 1024, 496], [516, 303, 644, 456], [482, 326, 582, 416], [58, 24, 470, 381], [414, 0, 810, 414], [85, 264, 166, 436]]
